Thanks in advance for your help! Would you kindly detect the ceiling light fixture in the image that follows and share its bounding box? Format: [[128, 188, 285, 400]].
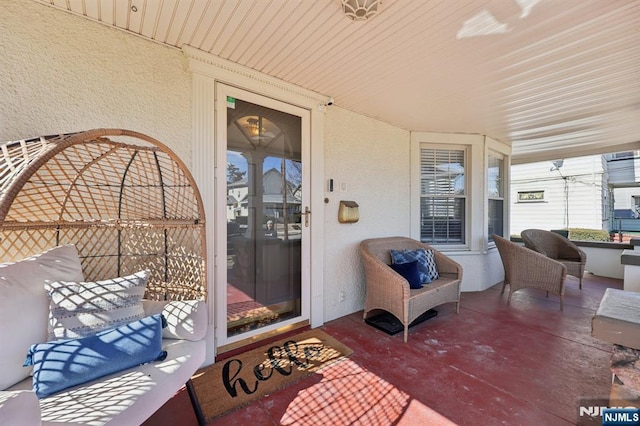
[[246, 117, 261, 137], [342, 0, 381, 21]]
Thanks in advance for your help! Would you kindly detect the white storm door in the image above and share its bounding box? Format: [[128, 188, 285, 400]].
[[215, 84, 311, 349]]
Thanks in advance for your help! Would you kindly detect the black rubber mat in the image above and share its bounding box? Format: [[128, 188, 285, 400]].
[[364, 309, 438, 335]]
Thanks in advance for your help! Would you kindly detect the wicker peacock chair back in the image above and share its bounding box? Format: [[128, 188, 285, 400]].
[[0, 129, 206, 301]]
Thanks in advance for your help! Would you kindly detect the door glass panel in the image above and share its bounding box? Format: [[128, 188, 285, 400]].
[[226, 98, 302, 338]]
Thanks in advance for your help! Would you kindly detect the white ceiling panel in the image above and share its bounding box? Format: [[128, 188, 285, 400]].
[[30, 0, 640, 163]]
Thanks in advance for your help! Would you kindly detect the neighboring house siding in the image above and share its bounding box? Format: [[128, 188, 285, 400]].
[[614, 188, 640, 211], [511, 156, 606, 235], [608, 152, 640, 217], [226, 169, 302, 222], [607, 151, 640, 186]]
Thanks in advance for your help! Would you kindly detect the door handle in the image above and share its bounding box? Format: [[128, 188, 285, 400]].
[[302, 206, 311, 227]]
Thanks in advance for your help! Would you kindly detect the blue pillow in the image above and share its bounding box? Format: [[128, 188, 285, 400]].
[[390, 260, 423, 289], [390, 249, 432, 284], [24, 314, 167, 399]]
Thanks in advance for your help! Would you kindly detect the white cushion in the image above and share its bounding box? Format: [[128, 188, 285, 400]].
[[46, 270, 150, 340], [0, 245, 84, 390], [0, 391, 41, 426], [9, 339, 205, 426], [143, 299, 208, 341]]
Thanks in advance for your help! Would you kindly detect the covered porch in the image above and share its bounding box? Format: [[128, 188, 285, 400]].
[[147, 273, 619, 425], [2, 0, 639, 424]]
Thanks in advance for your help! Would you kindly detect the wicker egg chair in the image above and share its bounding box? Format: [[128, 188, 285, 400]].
[[0, 129, 206, 301]]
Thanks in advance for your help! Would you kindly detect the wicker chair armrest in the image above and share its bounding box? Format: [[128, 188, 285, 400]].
[[511, 246, 567, 283], [432, 250, 463, 280], [557, 239, 586, 261], [577, 246, 587, 262], [360, 250, 410, 298]]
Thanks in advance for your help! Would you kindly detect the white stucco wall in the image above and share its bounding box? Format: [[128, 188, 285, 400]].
[[322, 107, 411, 322], [584, 246, 624, 279], [451, 250, 504, 292], [0, 0, 191, 163], [1, 0, 512, 340]]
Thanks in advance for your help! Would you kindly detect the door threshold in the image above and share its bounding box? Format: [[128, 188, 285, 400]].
[[216, 320, 310, 361]]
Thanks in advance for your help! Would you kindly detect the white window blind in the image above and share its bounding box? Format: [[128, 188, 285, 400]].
[[420, 147, 466, 244]]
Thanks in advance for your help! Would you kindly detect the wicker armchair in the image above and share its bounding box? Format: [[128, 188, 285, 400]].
[[359, 236, 462, 342], [492, 234, 567, 310], [521, 228, 587, 289]]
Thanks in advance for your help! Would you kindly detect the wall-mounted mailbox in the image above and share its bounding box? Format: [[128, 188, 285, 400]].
[[338, 200, 359, 224]]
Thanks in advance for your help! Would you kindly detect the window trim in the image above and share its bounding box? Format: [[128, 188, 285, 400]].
[[418, 144, 469, 247], [411, 132, 511, 254], [487, 150, 506, 244], [517, 190, 545, 203]]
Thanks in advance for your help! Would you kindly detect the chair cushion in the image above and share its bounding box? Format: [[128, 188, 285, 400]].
[[142, 299, 208, 341], [0, 245, 85, 390], [0, 390, 41, 426], [389, 260, 423, 289], [25, 314, 167, 399], [45, 270, 149, 340], [390, 249, 433, 284]]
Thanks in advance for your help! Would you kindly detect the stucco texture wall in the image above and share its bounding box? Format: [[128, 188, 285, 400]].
[[322, 107, 411, 322], [0, 0, 191, 164]]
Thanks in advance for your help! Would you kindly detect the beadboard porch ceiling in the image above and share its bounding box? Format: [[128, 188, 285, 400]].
[[32, 0, 640, 164]]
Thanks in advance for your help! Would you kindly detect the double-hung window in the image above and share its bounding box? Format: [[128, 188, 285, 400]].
[[487, 152, 504, 241], [413, 133, 510, 253], [419, 147, 466, 244]]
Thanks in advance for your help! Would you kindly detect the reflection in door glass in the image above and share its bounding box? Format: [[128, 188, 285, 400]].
[[226, 99, 302, 337]]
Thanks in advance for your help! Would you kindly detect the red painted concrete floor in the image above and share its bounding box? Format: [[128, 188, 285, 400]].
[[143, 273, 620, 426]]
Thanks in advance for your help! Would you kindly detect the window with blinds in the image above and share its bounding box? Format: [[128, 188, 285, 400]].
[[419, 147, 466, 244], [488, 153, 504, 241]]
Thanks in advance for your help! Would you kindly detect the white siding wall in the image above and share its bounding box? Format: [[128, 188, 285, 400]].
[[607, 154, 640, 186], [510, 156, 606, 235], [614, 188, 640, 210]]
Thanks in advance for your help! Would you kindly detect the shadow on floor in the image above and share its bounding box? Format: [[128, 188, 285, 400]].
[[144, 273, 619, 426]]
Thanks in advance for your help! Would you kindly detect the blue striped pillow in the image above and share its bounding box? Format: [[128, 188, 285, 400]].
[[424, 249, 439, 280], [25, 314, 167, 398], [390, 249, 432, 284]]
